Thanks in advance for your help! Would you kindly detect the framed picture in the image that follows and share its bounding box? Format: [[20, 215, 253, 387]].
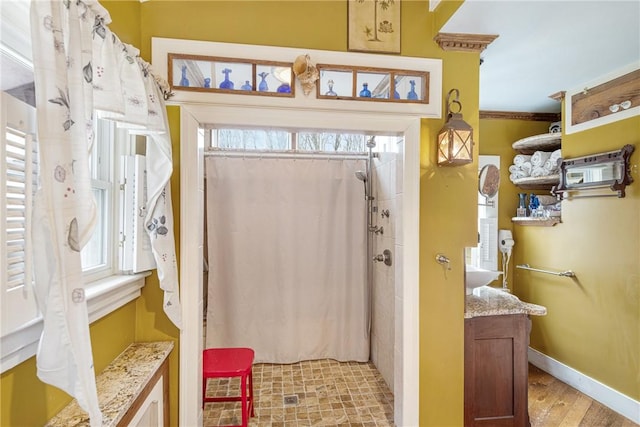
[[348, 0, 401, 54]]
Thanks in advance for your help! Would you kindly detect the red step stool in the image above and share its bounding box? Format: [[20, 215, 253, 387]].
[[202, 348, 255, 427]]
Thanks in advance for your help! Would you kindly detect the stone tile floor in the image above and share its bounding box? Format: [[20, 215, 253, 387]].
[[203, 358, 394, 427]]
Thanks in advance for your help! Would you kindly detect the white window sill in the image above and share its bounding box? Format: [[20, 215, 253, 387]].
[[0, 272, 149, 373]]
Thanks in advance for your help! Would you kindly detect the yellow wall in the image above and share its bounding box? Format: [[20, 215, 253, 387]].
[[481, 114, 640, 401], [0, 301, 136, 426], [516, 114, 640, 400], [419, 51, 479, 426]]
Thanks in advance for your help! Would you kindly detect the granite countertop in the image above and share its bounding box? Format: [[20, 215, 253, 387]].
[[46, 341, 173, 427], [465, 286, 547, 319]]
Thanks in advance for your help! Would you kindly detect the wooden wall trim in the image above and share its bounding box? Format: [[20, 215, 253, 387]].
[[548, 91, 566, 102], [479, 110, 561, 122], [434, 32, 499, 52]]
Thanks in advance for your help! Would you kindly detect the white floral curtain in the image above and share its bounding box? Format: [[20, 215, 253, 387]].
[[30, 1, 180, 425]]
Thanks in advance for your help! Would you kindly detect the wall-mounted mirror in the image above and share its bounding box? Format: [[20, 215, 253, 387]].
[[553, 144, 635, 199]]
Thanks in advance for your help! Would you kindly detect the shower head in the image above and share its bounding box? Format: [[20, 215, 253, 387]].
[[366, 136, 376, 149], [355, 170, 369, 200]]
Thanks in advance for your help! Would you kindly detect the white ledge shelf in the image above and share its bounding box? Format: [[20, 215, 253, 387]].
[[512, 217, 561, 227], [1, 273, 149, 373]]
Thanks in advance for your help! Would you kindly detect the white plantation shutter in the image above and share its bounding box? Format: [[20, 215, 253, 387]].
[[1, 92, 39, 336]]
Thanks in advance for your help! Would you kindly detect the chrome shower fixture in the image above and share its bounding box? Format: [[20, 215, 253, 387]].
[[366, 136, 376, 148], [355, 170, 372, 200], [355, 170, 367, 182]]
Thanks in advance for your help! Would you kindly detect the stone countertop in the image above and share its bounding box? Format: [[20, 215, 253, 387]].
[[465, 286, 547, 319], [46, 341, 173, 427]]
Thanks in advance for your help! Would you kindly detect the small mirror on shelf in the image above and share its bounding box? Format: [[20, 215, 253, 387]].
[[553, 144, 635, 199]]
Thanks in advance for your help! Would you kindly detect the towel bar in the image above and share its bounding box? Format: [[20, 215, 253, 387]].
[[516, 264, 576, 278]]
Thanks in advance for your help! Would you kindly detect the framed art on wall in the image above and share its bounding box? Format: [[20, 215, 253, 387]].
[[348, 0, 401, 54]]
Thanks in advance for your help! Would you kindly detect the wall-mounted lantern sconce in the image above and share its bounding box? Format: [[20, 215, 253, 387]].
[[437, 88, 474, 166]]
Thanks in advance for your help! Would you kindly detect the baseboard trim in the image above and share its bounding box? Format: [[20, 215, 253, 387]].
[[528, 348, 640, 424]]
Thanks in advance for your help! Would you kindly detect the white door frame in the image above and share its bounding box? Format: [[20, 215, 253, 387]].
[[178, 103, 421, 426]]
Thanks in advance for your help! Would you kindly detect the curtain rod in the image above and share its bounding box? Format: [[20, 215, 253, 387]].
[[204, 150, 369, 161]]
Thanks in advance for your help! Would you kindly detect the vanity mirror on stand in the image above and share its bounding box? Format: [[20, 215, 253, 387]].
[[553, 144, 635, 199], [478, 164, 500, 208]]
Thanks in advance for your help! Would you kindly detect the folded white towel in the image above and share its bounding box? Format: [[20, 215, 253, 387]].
[[514, 154, 532, 167], [549, 149, 562, 162], [544, 159, 558, 173], [531, 151, 551, 167], [531, 166, 548, 177], [509, 165, 519, 174], [520, 161, 532, 176], [509, 171, 527, 182]]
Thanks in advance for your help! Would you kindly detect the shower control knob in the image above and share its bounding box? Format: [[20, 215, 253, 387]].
[[372, 249, 392, 266]]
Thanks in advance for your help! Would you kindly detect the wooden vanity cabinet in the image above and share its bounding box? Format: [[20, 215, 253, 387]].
[[464, 314, 532, 427]]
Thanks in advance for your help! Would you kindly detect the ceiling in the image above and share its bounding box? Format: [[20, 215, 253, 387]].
[[441, 0, 640, 113]]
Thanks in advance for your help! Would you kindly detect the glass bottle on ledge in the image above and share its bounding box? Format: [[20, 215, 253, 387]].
[[359, 83, 371, 98], [393, 78, 400, 99], [325, 79, 337, 96], [219, 68, 234, 90], [517, 193, 527, 217], [258, 72, 269, 92], [277, 83, 291, 93], [180, 65, 189, 87], [528, 194, 540, 217], [407, 80, 418, 100]]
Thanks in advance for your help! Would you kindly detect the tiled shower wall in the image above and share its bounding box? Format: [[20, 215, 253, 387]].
[[370, 138, 404, 391]]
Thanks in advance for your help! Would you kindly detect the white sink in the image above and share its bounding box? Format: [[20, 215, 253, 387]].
[[465, 265, 503, 295]]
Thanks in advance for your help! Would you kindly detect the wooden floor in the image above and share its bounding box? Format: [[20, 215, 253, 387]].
[[528, 364, 638, 427]]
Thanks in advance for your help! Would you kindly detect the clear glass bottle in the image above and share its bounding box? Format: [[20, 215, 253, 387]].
[[517, 193, 527, 217]]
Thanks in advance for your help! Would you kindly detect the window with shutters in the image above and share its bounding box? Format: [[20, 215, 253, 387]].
[[1, 93, 39, 338]]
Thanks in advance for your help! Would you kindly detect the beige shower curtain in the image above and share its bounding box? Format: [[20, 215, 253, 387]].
[[205, 155, 369, 363]]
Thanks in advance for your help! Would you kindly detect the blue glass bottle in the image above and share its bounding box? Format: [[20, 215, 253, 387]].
[[407, 80, 418, 100], [203, 77, 211, 88], [359, 83, 371, 98], [241, 80, 252, 91], [393, 78, 400, 99], [277, 83, 291, 93], [528, 194, 540, 217], [179, 65, 189, 87], [219, 68, 234, 90], [258, 72, 269, 91]]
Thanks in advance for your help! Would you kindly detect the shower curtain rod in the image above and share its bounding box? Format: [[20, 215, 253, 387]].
[[204, 149, 369, 161]]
